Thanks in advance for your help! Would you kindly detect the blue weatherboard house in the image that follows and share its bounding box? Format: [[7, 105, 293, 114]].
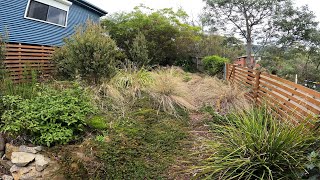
[[0, 0, 107, 46]]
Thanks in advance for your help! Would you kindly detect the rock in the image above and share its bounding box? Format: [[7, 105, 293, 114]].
[[0, 159, 13, 169], [0, 134, 5, 151], [2, 175, 14, 180], [34, 146, 43, 152], [5, 144, 19, 160], [10, 164, 42, 180], [19, 146, 39, 154], [11, 152, 35, 167], [35, 155, 49, 172], [10, 165, 23, 173]]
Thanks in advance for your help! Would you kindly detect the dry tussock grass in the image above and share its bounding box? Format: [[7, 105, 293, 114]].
[[95, 66, 251, 115], [148, 67, 196, 114], [186, 75, 251, 113]]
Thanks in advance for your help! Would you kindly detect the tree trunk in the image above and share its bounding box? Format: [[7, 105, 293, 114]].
[[246, 40, 252, 68], [244, 11, 253, 69]]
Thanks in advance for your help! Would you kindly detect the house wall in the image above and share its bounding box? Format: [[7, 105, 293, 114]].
[[0, 0, 101, 46]]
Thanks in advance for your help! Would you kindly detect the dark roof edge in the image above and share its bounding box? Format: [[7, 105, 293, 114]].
[[72, 0, 108, 16]]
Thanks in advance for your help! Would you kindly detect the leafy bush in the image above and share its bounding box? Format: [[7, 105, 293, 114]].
[[53, 21, 121, 84], [202, 55, 229, 76], [196, 107, 315, 179], [0, 84, 95, 146], [129, 32, 150, 67]]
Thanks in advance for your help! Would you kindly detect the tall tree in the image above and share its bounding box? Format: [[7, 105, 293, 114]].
[[204, 0, 288, 67]]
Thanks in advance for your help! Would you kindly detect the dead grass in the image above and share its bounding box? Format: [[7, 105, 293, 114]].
[[147, 67, 196, 114], [94, 66, 251, 115], [186, 74, 251, 114]]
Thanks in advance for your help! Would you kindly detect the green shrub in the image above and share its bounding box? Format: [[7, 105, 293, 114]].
[[129, 32, 150, 67], [53, 21, 121, 84], [0, 84, 95, 146], [196, 107, 316, 179], [202, 55, 229, 76]]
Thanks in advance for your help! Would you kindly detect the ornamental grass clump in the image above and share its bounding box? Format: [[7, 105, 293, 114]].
[[196, 107, 316, 179]]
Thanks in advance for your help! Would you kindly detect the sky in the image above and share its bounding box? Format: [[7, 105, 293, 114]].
[[87, 0, 320, 22]]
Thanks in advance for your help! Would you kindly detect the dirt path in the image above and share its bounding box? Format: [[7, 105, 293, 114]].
[[166, 112, 213, 180]]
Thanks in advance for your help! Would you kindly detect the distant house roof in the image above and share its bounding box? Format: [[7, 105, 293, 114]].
[[70, 0, 107, 16]]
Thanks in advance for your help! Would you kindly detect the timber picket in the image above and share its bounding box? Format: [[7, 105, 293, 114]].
[[226, 63, 320, 126], [3, 43, 55, 81]]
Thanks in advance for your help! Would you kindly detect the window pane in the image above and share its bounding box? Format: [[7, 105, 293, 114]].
[[47, 6, 67, 26], [27, 0, 49, 21]]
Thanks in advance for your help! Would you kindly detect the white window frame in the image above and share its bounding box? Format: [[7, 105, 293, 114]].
[[24, 0, 72, 28]]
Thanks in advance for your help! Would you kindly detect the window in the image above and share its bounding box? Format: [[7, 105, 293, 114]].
[[25, 0, 71, 27]]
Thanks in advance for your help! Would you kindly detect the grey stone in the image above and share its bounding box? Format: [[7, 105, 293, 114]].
[[10, 165, 22, 173], [11, 152, 35, 167], [35, 155, 49, 172], [34, 146, 43, 152], [1, 175, 13, 180], [19, 145, 38, 154]]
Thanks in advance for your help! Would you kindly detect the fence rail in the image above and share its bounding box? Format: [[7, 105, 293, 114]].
[[226, 63, 320, 126], [3, 43, 55, 81]]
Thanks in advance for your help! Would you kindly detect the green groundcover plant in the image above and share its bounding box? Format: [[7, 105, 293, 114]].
[[0, 84, 95, 146], [196, 107, 316, 179]]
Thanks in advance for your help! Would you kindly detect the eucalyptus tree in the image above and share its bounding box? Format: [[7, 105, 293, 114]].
[[204, 0, 289, 67]]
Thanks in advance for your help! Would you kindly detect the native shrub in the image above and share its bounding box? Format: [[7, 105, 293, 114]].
[[202, 55, 229, 76], [0, 84, 95, 146], [53, 21, 121, 84]]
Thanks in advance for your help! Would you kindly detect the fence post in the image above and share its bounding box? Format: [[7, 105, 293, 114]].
[[230, 65, 235, 81], [224, 63, 227, 80], [253, 71, 261, 102]]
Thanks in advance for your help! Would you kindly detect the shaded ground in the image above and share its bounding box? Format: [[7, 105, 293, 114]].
[[166, 112, 213, 180]]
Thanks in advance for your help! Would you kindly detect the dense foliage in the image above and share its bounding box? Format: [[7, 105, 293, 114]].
[[202, 55, 229, 76], [103, 6, 202, 66], [53, 22, 121, 84], [197, 107, 316, 179], [0, 84, 95, 146]]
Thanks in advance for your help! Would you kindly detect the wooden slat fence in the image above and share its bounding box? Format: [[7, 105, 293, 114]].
[[3, 43, 55, 81], [226, 63, 320, 126]]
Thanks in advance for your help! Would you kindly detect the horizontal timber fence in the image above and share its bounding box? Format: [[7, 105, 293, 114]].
[[226, 63, 320, 126], [2, 43, 55, 82]]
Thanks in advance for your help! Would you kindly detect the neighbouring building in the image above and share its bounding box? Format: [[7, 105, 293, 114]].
[[234, 55, 261, 68]]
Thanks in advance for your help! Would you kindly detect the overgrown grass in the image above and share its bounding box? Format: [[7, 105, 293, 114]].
[[195, 107, 316, 179], [57, 97, 189, 179], [95, 66, 249, 116]]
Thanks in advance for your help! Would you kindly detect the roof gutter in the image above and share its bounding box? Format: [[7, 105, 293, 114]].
[[71, 0, 108, 16]]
